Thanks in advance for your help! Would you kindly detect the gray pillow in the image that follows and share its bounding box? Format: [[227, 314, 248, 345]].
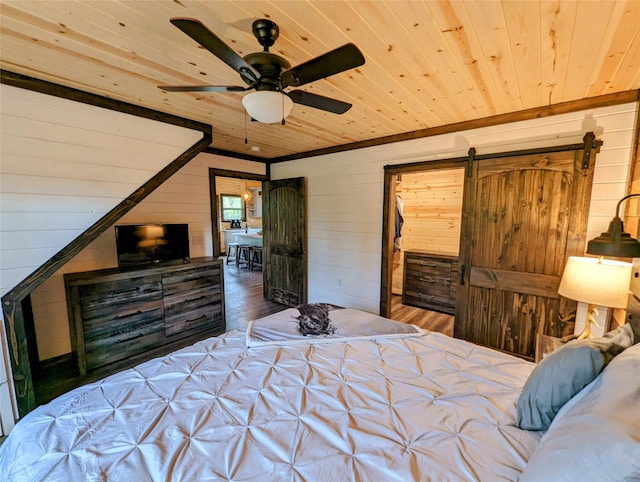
[[520, 343, 640, 481], [516, 324, 633, 431]]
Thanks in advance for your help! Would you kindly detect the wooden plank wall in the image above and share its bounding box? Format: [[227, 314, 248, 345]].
[[272, 102, 638, 315], [0, 85, 202, 296], [391, 169, 464, 295]]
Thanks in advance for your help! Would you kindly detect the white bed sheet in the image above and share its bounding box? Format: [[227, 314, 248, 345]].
[[0, 318, 542, 481]]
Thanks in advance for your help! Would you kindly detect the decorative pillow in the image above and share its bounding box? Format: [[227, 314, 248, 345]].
[[520, 342, 640, 481], [516, 324, 633, 431]]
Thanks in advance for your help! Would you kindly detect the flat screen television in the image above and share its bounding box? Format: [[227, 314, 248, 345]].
[[115, 223, 190, 269]]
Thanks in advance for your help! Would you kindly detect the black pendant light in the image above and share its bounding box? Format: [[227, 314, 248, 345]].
[[586, 193, 640, 258]]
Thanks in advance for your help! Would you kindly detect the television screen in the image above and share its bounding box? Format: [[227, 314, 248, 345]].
[[115, 223, 190, 268]]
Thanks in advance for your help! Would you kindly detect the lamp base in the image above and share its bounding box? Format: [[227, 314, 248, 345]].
[[576, 303, 600, 340]]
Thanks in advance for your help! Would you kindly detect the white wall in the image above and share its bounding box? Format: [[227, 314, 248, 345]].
[[0, 84, 206, 295], [271, 102, 638, 314]]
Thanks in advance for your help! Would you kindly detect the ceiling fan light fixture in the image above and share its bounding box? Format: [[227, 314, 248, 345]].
[[242, 91, 293, 124]]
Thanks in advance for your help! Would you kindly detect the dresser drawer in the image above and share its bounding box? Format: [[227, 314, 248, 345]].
[[163, 285, 223, 337], [65, 258, 225, 377], [404, 273, 450, 296], [162, 264, 223, 337], [162, 264, 221, 296], [78, 274, 162, 316], [76, 274, 165, 371], [403, 251, 457, 314], [405, 256, 452, 277], [84, 315, 165, 371]]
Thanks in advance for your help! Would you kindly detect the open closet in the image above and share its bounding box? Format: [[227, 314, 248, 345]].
[[391, 168, 464, 335]]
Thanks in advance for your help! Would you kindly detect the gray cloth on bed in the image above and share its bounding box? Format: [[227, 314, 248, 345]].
[[246, 307, 422, 347]]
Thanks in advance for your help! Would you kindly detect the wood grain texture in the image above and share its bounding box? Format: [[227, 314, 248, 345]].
[[469, 267, 560, 298], [392, 168, 463, 293], [1, 1, 638, 158], [402, 251, 458, 315], [262, 178, 307, 306], [455, 138, 596, 359], [391, 295, 454, 337], [64, 258, 225, 376]]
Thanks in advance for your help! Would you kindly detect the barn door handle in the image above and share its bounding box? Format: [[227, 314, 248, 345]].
[[460, 265, 466, 285]]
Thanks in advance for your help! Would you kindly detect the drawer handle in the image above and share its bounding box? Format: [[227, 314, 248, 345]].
[[113, 310, 142, 320], [110, 287, 140, 296], [419, 277, 436, 283], [115, 333, 143, 344], [419, 294, 435, 300], [184, 315, 208, 324], [419, 262, 437, 267], [187, 295, 206, 303]]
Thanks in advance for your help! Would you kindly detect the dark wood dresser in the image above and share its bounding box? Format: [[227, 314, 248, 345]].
[[64, 257, 225, 376], [402, 251, 458, 314]]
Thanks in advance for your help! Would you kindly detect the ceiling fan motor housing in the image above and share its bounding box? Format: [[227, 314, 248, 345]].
[[242, 52, 290, 90], [252, 19, 279, 50]]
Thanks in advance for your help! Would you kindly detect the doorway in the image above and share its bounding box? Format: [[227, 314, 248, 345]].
[[210, 171, 267, 257], [384, 162, 465, 336], [209, 168, 274, 330]]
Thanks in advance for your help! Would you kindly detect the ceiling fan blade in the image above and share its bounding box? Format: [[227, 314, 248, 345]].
[[281, 43, 365, 88], [287, 90, 352, 114], [158, 85, 248, 92], [170, 18, 261, 84]]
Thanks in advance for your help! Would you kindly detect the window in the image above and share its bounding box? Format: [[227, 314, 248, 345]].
[[220, 194, 244, 222]]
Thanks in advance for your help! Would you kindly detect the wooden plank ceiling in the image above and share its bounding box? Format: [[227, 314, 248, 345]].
[[1, 0, 639, 159]]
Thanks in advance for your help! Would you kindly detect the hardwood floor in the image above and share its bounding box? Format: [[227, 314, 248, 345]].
[[222, 257, 454, 336], [390, 295, 454, 336], [221, 257, 286, 331]]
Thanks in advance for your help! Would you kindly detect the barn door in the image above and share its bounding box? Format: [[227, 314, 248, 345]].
[[455, 135, 598, 359], [262, 177, 307, 306]]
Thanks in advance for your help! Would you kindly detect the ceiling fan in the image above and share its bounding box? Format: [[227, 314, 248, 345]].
[[158, 18, 365, 124]]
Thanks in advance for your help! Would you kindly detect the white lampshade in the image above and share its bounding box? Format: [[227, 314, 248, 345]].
[[242, 91, 293, 124], [558, 256, 632, 308]]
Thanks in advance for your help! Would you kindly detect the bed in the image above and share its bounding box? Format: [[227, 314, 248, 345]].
[[1, 305, 638, 481]]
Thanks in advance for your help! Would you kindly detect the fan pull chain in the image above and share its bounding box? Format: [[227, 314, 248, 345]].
[[244, 112, 248, 144], [281, 93, 286, 125]]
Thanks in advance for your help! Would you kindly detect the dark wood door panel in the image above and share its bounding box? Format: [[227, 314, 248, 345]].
[[456, 137, 597, 359], [462, 286, 559, 359], [263, 177, 307, 306], [469, 267, 561, 298]]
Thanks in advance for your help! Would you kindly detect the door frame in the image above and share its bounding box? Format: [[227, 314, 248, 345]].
[[209, 168, 269, 258], [381, 158, 467, 318]]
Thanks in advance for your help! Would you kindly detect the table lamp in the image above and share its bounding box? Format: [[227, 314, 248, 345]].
[[587, 193, 640, 258], [558, 256, 632, 339]]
